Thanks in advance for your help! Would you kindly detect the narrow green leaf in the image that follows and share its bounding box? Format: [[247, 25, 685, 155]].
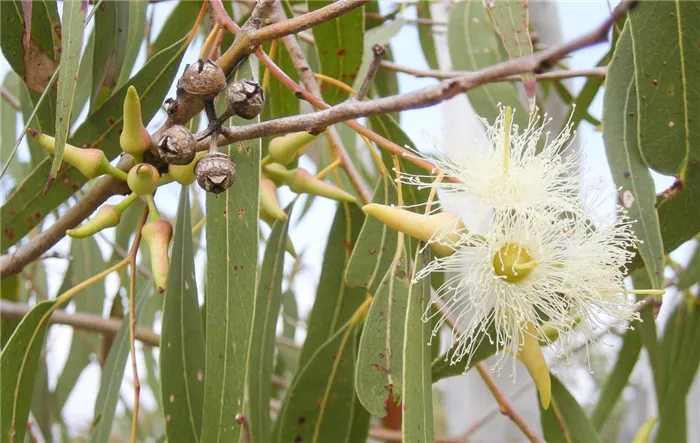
[[346, 175, 399, 293], [631, 270, 662, 399], [273, 203, 367, 442], [430, 320, 498, 383], [541, 375, 602, 443], [201, 61, 261, 443], [355, 239, 410, 416], [49, 0, 86, 182], [590, 327, 642, 430], [447, 1, 527, 124], [656, 301, 700, 442], [677, 245, 700, 290], [160, 188, 206, 443], [115, 1, 147, 89], [603, 24, 665, 289], [275, 319, 366, 443], [484, 0, 535, 110], [89, 284, 153, 443], [0, 275, 21, 347], [1, 37, 188, 252], [248, 203, 293, 443], [402, 247, 434, 443], [0, 72, 27, 181], [274, 290, 299, 381], [54, 237, 106, 410], [352, 18, 405, 91], [151, 0, 203, 57], [71, 28, 95, 127], [0, 1, 26, 77], [417, 0, 439, 70], [0, 300, 54, 443], [309, 0, 364, 104], [627, 2, 700, 175], [30, 355, 53, 442]]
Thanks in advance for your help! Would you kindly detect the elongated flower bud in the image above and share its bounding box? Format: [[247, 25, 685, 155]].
[[142, 220, 173, 293], [30, 130, 111, 179], [120, 86, 152, 156], [268, 131, 318, 165], [127, 163, 160, 195], [362, 204, 464, 256], [631, 417, 658, 443], [264, 164, 356, 203], [66, 205, 120, 238], [518, 322, 551, 410], [169, 151, 206, 185], [260, 179, 287, 222]]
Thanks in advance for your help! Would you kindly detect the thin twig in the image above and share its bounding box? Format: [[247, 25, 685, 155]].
[[128, 209, 149, 443], [0, 85, 21, 110], [356, 43, 387, 100], [475, 364, 543, 443], [380, 60, 608, 81]]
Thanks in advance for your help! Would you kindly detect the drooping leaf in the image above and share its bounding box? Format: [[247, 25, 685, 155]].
[[417, 0, 440, 70], [71, 28, 95, 127], [656, 299, 700, 442], [352, 17, 405, 91], [346, 174, 399, 293], [0, 72, 28, 181], [160, 188, 206, 442], [484, 0, 536, 111], [590, 327, 642, 430], [49, 0, 86, 183], [274, 319, 366, 443], [0, 300, 54, 443], [540, 375, 602, 443], [355, 238, 410, 416], [677, 244, 700, 291], [0, 275, 21, 347], [90, 0, 129, 110], [248, 204, 293, 443], [201, 61, 261, 443], [626, 2, 700, 256], [151, 0, 203, 56], [447, 1, 527, 125], [1, 36, 189, 252], [273, 203, 368, 442], [274, 290, 299, 381], [115, 1, 147, 89], [54, 237, 106, 410], [402, 247, 434, 443], [308, 0, 364, 104], [603, 23, 665, 289], [89, 283, 152, 443]]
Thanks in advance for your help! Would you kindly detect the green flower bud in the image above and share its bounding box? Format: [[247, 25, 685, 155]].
[[120, 86, 152, 156], [517, 322, 551, 410], [169, 151, 206, 185], [268, 131, 318, 165], [142, 219, 173, 293], [30, 129, 112, 179], [260, 179, 287, 222], [127, 163, 160, 195], [264, 164, 356, 203], [66, 205, 120, 238], [362, 203, 464, 256]]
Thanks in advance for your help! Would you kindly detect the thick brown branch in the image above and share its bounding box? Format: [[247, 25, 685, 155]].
[[0, 156, 134, 279]]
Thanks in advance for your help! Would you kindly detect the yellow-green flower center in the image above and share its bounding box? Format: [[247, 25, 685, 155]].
[[492, 243, 536, 283]]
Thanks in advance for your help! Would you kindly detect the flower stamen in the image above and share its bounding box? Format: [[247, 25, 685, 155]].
[[503, 106, 513, 174]]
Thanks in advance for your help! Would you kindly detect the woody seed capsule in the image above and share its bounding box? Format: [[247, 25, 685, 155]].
[[194, 152, 236, 194], [178, 59, 227, 101], [157, 125, 197, 165], [226, 79, 264, 119]]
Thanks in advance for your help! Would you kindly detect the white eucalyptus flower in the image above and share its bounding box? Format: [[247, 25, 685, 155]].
[[398, 106, 582, 222], [419, 207, 642, 372]]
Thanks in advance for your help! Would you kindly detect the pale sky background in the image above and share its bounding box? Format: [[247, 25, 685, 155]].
[[0, 1, 694, 439]]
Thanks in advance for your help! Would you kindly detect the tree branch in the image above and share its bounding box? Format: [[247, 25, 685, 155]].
[[195, 0, 634, 174], [0, 155, 134, 279]]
